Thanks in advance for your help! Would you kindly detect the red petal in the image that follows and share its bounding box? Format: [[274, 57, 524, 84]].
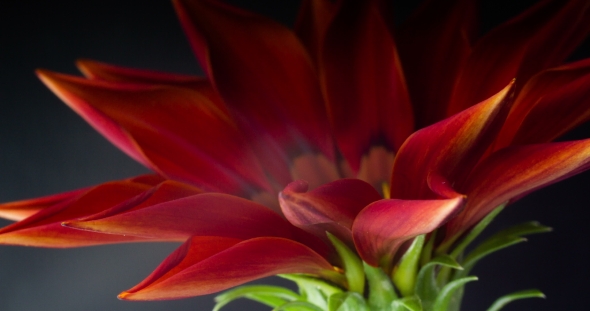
[[279, 179, 381, 245], [119, 237, 336, 300], [396, 0, 476, 127], [37, 70, 271, 194], [0, 188, 87, 222], [295, 0, 339, 68], [321, 0, 413, 171], [448, 0, 590, 115], [390, 83, 515, 199], [447, 140, 590, 237], [76, 59, 204, 87], [512, 73, 590, 144], [65, 192, 297, 241], [174, 0, 332, 186], [493, 58, 590, 149], [352, 197, 464, 269], [0, 180, 153, 247]]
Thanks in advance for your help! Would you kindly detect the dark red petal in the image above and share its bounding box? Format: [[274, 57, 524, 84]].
[[493, 58, 590, 149], [511, 74, 590, 144], [278, 179, 381, 245], [119, 237, 337, 300], [38, 70, 271, 195], [65, 193, 296, 241], [0, 180, 153, 247], [352, 197, 464, 269], [447, 140, 590, 237], [174, 0, 333, 186], [448, 0, 590, 115], [76, 59, 204, 87], [322, 0, 413, 172], [396, 0, 476, 127], [390, 83, 514, 199], [295, 0, 339, 68]]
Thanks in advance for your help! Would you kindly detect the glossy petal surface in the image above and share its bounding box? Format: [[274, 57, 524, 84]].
[[352, 197, 464, 269], [279, 179, 381, 245], [119, 237, 335, 300]]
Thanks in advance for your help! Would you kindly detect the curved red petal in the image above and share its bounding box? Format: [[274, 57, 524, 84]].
[[352, 197, 464, 269], [119, 237, 336, 300], [279, 179, 381, 244], [65, 193, 296, 241], [447, 140, 590, 237], [448, 0, 590, 115], [396, 0, 476, 127], [493, 58, 590, 149], [511, 74, 590, 144], [391, 83, 515, 199], [0, 180, 153, 247], [174, 0, 332, 186], [0, 188, 87, 222], [322, 0, 413, 172], [37, 70, 271, 194]]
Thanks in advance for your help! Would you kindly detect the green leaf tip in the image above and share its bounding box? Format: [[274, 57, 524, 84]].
[[326, 232, 365, 294], [213, 285, 300, 311], [486, 289, 545, 311], [393, 235, 425, 297]]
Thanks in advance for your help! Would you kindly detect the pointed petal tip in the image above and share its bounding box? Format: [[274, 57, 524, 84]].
[[117, 291, 131, 300]]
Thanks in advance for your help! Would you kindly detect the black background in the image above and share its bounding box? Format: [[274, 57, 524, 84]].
[[0, 1, 589, 310]]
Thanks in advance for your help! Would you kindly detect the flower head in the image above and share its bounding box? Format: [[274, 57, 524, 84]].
[[1, 0, 590, 307]]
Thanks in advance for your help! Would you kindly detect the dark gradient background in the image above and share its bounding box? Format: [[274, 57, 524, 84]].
[[0, 1, 589, 310]]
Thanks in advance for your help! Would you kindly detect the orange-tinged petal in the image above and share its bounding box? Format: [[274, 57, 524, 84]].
[[396, 0, 476, 127], [174, 0, 333, 186], [0, 180, 152, 247], [76, 59, 229, 115], [390, 83, 515, 199], [279, 179, 381, 245], [322, 0, 413, 172], [65, 193, 296, 241], [447, 140, 590, 237], [511, 74, 590, 144], [119, 237, 337, 300], [38, 70, 271, 195], [352, 197, 464, 269], [448, 0, 590, 115], [0, 188, 87, 222], [493, 58, 590, 149], [76, 59, 204, 87]]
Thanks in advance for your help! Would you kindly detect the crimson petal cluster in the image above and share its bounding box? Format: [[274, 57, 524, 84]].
[[1, 0, 590, 302]]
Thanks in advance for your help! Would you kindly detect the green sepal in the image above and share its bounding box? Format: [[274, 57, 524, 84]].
[[446, 204, 506, 258], [456, 236, 525, 279], [279, 274, 343, 309], [393, 235, 425, 297], [432, 276, 477, 311], [486, 289, 545, 311], [273, 301, 324, 311], [328, 292, 369, 311], [391, 296, 423, 311], [488, 221, 552, 240], [420, 232, 437, 267], [415, 255, 463, 311], [455, 221, 550, 279], [364, 262, 398, 310], [327, 232, 365, 294], [213, 285, 300, 311]]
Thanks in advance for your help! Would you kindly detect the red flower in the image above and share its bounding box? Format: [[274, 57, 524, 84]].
[[1, 0, 590, 303]]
